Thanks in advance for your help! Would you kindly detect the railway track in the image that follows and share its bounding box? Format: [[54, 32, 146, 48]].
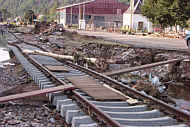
[[6, 31, 190, 127]]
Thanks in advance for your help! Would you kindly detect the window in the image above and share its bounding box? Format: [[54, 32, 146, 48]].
[[138, 22, 144, 30]]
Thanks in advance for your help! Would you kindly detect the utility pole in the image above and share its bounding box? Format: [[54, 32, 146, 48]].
[[130, 0, 134, 32], [70, 1, 73, 25], [83, 3, 85, 20], [70, 7, 73, 25]]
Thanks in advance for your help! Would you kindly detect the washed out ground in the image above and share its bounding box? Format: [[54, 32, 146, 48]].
[[0, 57, 65, 127], [14, 27, 190, 112], [0, 27, 190, 125]]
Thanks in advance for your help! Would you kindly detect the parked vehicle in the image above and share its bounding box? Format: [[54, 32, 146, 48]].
[[185, 30, 190, 48], [56, 24, 64, 32]]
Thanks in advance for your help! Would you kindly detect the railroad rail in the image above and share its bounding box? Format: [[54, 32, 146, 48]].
[[6, 31, 190, 127]]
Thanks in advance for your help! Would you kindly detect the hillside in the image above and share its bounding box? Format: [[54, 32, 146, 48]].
[[0, 0, 129, 20]]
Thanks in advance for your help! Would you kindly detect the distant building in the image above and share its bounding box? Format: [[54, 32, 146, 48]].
[[123, 0, 153, 32], [57, 0, 129, 29]]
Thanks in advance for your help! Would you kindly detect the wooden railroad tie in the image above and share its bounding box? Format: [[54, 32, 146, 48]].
[[0, 85, 75, 103]]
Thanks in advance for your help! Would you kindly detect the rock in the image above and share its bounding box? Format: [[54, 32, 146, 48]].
[[54, 113, 61, 120], [4, 116, 11, 121], [16, 116, 23, 121], [31, 122, 42, 127], [47, 123, 56, 127], [49, 117, 55, 123], [44, 110, 49, 117], [0, 104, 5, 108], [8, 120, 20, 125]]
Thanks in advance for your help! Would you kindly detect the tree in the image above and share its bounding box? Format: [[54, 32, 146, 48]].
[[1, 8, 11, 22], [24, 9, 36, 24], [141, 0, 190, 31], [141, 0, 159, 24], [187, 19, 190, 29], [170, 0, 190, 28]]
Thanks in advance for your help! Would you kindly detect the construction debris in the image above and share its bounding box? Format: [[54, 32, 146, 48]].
[[33, 22, 65, 35]]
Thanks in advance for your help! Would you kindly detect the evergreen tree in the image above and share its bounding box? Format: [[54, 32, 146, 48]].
[[141, 0, 190, 30], [1, 8, 11, 21]]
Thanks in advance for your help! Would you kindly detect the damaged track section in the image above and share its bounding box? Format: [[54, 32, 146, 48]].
[[8, 42, 190, 127], [8, 46, 100, 127]]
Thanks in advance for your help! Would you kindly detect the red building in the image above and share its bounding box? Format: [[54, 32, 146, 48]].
[[57, 0, 129, 29]]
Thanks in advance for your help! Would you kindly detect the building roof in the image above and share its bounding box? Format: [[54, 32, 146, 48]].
[[57, 0, 95, 10], [125, 0, 143, 14]]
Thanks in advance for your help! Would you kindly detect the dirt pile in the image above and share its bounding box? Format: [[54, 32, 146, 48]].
[[33, 22, 65, 35]]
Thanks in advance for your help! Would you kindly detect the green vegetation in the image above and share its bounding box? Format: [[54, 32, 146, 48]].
[[0, 8, 11, 22], [0, 0, 129, 21], [0, 0, 65, 21], [141, 0, 190, 30]]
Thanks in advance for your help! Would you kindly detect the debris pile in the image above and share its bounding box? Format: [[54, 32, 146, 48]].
[[0, 103, 64, 127], [116, 48, 156, 65], [33, 22, 64, 35]]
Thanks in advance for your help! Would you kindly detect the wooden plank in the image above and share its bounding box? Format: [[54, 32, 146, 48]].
[[103, 59, 183, 76], [67, 76, 99, 86], [46, 65, 70, 72], [0, 85, 75, 103], [67, 76, 127, 101]]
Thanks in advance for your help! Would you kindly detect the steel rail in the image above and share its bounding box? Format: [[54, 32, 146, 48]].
[[12, 43, 122, 127], [103, 58, 183, 76], [8, 32, 190, 124], [64, 60, 190, 122]]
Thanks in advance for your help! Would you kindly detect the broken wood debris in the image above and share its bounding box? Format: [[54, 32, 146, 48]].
[[0, 85, 75, 103]]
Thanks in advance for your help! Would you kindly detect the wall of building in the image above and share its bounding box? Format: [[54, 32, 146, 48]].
[[123, 13, 153, 32], [57, 0, 129, 28], [59, 9, 66, 26], [62, 0, 129, 15], [64, 13, 123, 28], [92, 14, 123, 27]]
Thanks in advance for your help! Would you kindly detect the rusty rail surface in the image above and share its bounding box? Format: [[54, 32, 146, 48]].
[[12, 43, 121, 127], [64, 60, 190, 122], [103, 59, 183, 76], [8, 32, 190, 124], [0, 85, 75, 103]]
